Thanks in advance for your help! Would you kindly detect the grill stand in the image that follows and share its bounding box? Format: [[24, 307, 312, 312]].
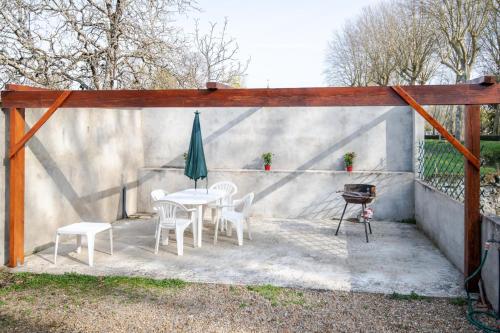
[[335, 202, 373, 243]]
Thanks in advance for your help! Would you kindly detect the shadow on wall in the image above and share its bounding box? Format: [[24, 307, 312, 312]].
[[20, 107, 261, 227], [162, 107, 262, 168], [27, 133, 142, 222], [295, 162, 388, 220], [253, 109, 397, 204]]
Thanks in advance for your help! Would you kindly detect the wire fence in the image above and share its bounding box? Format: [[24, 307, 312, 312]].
[[416, 140, 488, 208]]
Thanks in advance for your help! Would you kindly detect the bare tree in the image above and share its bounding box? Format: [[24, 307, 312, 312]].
[[324, 20, 371, 86], [478, 1, 499, 134], [0, 0, 198, 90], [425, 0, 492, 83], [0, 0, 247, 90], [325, 0, 434, 87], [192, 18, 249, 87], [394, 0, 439, 85], [151, 18, 249, 89], [357, 2, 400, 86], [424, 0, 493, 138]]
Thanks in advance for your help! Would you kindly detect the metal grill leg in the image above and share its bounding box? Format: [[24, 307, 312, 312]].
[[364, 221, 369, 243], [335, 203, 348, 236]]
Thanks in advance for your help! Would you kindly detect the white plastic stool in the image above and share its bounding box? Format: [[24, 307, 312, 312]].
[[54, 222, 113, 267]]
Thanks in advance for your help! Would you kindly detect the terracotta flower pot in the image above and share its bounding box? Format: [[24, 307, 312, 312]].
[[265, 164, 271, 171], [346, 165, 353, 172]]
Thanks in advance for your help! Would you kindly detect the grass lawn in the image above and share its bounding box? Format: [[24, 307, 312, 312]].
[[0, 271, 479, 332], [423, 139, 500, 176]]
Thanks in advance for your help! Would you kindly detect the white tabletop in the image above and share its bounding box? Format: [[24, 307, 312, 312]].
[[57, 222, 112, 235], [162, 188, 224, 205]]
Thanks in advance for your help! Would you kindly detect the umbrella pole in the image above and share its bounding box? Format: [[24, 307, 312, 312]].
[[195, 180, 197, 190]]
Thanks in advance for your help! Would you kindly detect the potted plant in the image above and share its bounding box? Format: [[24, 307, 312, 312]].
[[262, 152, 273, 171], [344, 152, 356, 172]]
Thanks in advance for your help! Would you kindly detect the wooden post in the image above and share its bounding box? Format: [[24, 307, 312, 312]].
[[464, 104, 481, 290], [8, 108, 25, 267]]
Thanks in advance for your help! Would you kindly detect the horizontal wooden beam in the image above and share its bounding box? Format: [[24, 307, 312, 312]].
[[206, 82, 233, 90], [5, 84, 51, 91], [392, 86, 480, 169], [466, 75, 497, 86], [1, 83, 498, 108], [9, 91, 71, 158]]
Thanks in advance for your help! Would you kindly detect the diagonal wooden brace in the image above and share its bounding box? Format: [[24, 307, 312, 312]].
[[392, 86, 480, 170], [9, 91, 71, 159]]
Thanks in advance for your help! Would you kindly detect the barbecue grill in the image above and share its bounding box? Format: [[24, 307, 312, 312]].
[[334, 184, 376, 242]]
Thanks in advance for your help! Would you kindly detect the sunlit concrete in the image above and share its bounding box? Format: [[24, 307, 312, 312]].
[[11, 218, 464, 297]]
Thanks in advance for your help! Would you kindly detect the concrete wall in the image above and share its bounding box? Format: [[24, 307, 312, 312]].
[[482, 215, 500, 313], [415, 180, 465, 271], [0, 108, 143, 263], [416, 180, 500, 313], [1, 105, 417, 263], [138, 168, 415, 221], [139, 105, 416, 221], [141, 106, 414, 172]]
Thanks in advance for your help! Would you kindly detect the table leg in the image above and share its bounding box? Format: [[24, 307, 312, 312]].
[[197, 205, 203, 247], [76, 235, 82, 254]]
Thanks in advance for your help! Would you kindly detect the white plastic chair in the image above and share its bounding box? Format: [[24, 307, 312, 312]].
[[215, 192, 254, 246], [151, 189, 167, 239], [153, 200, 197, 255], [208, 181, 238, 233]]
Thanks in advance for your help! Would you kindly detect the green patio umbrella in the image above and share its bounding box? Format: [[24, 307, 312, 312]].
[[184, 111, 208, 190]]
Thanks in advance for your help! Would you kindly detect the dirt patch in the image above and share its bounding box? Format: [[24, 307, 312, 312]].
[[0, 271, 478, 332]]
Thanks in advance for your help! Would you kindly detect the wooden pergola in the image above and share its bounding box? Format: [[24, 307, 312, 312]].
[[1, 78, 499, 287]]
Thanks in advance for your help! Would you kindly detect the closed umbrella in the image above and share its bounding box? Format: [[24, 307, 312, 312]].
[[184, 111, 208, 190]]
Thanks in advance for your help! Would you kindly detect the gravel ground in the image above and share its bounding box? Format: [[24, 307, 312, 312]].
[[0, 271, 480, 333]]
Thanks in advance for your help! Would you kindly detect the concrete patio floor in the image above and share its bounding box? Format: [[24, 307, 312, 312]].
[[12, 217, 464, 297]]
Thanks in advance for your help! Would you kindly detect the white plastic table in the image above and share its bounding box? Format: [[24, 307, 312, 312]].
[[54, 222, 113, 267], [162, 188, 224, 247]]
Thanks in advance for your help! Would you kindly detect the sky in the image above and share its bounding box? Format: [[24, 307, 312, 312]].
[[179, 0, 378, 88]]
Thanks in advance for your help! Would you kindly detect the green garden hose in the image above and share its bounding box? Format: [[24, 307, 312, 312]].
[[464, 240, 500, 332]]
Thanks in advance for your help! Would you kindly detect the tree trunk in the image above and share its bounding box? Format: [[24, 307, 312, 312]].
[[455, 105, 464, 140], [493, 104, 500, 135]]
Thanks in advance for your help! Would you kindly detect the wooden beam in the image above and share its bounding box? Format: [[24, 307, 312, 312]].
[[206, 82, 233, 90], [5, 84, 51, 91], [8, 108, 25, 267], [392, 86, 481, 170], [464, 104, 481, 291], [1, 84, 499, 108], [466, 76, 497, 86], [9, 91, 71, 158]]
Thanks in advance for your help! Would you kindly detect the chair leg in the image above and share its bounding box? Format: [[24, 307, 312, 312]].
[[247, 218, 252, 240], [176, 228, 184, 256], [211, 208, 216, 224], [214, 217, 220, 244], [191, 212, 197, 247], [87, 234, 95, 267], [364, 222, 369, 243], [219, 216, 225, 232], [54, 234, 60, 265], [161, 229, 169, 245], [335, 203, 348, 236], [109, 228, 113, 255], [154, 216, 159, 239], [368, 221, 372, 234], [76, 235, 82, 254], [236, 222, 243, 246], [154, 224, 162, 254]]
